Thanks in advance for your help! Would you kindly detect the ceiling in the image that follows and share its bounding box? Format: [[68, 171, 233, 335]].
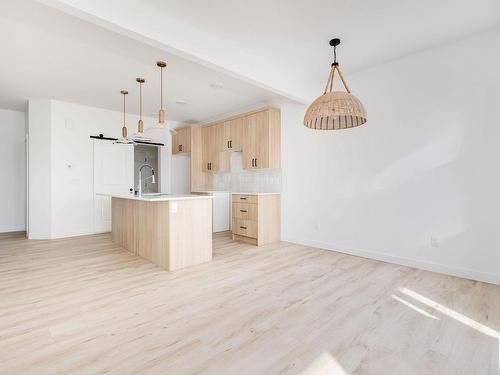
[[0, 1, 291, 122], [3, 0, 499, 121], [39, 0, 500, 103]]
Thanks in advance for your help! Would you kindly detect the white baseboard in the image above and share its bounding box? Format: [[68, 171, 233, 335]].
[[284, 237, 500, 286], [0, 226, 26, 233], [27, 232, 51, 240]]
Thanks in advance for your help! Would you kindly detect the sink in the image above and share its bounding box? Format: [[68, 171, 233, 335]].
[[140, 192, 167, 197]]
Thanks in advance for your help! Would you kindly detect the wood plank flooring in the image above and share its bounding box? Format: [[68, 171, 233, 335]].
[[0, 231, 499, 374]]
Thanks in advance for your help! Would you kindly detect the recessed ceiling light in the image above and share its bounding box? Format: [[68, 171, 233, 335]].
[[175, 100, 187, 105], [210, 82, 224, 89]]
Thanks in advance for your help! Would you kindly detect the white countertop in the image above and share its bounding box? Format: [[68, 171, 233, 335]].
[[192, 190, 231, 194], [98, 193, 214, 202], [192, 191, 280, 196], [231, 192, 281, 196]]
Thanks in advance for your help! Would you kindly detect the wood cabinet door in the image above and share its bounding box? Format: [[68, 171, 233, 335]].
[[229, 117, 244, 151], [172, 127, 190, 154], [255, 111, 270, 169], [243, 113, 258, 169], [243, 111, 269, 169], [171, 131, 180, 154], [180, 127, 191, 153], [221, 121, 232, 151], [201, 126, 212, 172]]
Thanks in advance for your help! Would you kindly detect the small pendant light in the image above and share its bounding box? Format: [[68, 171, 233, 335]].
[[114, 90, 135, 144], [154, 60, 177, 135], [131, 77, 152, 141], [156, 60, 167, 128], [304, 38, 367, 130]]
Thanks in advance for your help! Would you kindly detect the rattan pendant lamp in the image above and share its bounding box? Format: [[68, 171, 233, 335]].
[[304, 38, 367, 130]]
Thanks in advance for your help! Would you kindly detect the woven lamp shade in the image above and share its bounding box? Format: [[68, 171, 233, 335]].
[[304, 91, 367, 130], [304, 47, 367, 130]]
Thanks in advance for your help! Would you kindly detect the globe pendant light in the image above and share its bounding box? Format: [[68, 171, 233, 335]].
[[114, 90, 135, 144], [131, 77, 152, 142], [304, 38, 367, 130]]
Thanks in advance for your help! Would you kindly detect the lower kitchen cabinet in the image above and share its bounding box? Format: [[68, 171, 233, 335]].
[[231, 193, 280, 246]]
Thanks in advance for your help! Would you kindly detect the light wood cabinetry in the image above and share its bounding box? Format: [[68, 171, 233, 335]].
[[203, 107, 281, 172], [231, 194, 280, 246], [189, 107, 281, 191], [242, 108, 280, 170], [221, 117, 244, 151], [171, 126, 191, 154], [202, 124, 230, 172]]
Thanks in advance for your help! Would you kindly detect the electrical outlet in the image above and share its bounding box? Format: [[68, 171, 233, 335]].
[[430, 236, 440, 247]]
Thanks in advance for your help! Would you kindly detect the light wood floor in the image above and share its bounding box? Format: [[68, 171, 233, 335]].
[[0, 232, 499, 375]]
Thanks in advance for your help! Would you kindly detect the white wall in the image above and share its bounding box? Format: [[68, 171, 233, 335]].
[[0, 109, 26, 233], [281, 29, 500, 285], [28, 99, 172, 239]]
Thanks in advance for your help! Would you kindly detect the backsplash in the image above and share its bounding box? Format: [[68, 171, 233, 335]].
[[212, 152, 281, 193]]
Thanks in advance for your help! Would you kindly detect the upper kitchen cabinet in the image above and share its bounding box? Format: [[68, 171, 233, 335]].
[[221, 117, 244, 151], [242, 108, 281, 170], [171, 126, 191, 154], [202, 124, 230, 172]]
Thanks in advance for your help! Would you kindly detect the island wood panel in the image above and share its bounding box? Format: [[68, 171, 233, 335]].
[[169, 198, 212, 271], [111, 197, 135, 252], [111, 197, 211, 271], [134, 200, 170, 269]]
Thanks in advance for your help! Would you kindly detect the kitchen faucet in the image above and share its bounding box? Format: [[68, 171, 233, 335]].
[[137, 164, 156, 196]]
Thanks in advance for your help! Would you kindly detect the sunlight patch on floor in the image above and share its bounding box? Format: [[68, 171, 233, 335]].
[[400, 287, 500, 372], [302, 352, 348, 375], [391, 294, 440, 320]]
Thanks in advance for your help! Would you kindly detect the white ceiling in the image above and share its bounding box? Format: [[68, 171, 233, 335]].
[[39, 0, 500, 103], [0, 1, 291, 122], [3, 0, 499, 121]]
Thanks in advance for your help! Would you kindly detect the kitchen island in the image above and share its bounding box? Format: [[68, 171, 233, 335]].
[[108, 194, 213, 271]]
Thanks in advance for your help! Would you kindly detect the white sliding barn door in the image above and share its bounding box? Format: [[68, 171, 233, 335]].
[[93, 140, 134, 233]]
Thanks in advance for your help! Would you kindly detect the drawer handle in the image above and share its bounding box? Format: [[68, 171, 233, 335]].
[[240, 197, 247, 200], [239, 209, 247, 213], [240, 226, 247, 229]]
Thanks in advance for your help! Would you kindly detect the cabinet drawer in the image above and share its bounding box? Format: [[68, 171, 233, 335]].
[[232, 194, 257, 204], [232, 202, 257, 220], [232, 218, 257, 239]]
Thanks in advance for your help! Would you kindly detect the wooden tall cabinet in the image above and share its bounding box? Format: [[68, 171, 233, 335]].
[[243, 108, 281, 169]]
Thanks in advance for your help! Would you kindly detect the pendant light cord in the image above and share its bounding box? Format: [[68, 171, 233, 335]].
[[123, 93, 126, 126], [160, 67, 163, 109], [139, 82, 142, 120]]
